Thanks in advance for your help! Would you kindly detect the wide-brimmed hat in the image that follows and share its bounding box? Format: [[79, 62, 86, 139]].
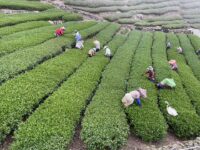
[[147, 66, 153, 71], [104, 46, 108, 49], [61, 26, 65, 30], [169, 60, 176, 65], [138, 88, 147, 98]]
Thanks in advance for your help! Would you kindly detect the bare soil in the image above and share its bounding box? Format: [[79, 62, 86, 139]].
[[121, 133, 182, 150], [68, 125, 86, 150], [0, 135, 14, 150]]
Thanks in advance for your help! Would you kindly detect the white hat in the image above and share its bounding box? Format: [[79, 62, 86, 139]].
[[147, 66, 153, 71], [61, 26, 65, 30], [138, 88, 147, 98], [104, 46, 108, 49]]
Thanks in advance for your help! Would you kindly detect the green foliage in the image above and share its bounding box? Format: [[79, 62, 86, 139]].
[[188, 34, 200, 51], [0, 21, 100, 82], [178, 34, 200, 81], [0, 22, 114, 143], [0, 21, 88, 56], [0, 0, 54, 11], [81, 33, 133, 150], [152, 32, 200, 139], [0, 9, 82, 27], [10, 24, 120, 150], [167, 33, 200, 116], [0, 21, 51, 37]]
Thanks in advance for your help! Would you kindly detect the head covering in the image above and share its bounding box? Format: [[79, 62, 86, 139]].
[[104, 46, 108, 50], [137, 88, 147, 98], [61, 26, 65, 30], [122, 93, 134, 107], [93, 40, 100, 45], [169, 60, 176, 65]]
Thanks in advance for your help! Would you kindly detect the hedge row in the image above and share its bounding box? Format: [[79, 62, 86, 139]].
[[81, 31, 142, 150], [10, 24, 120, 150], [0, 21, 94, 57], [0, 0, 54, 11], [187, 34, 200, 52], [167, 33, 200, 115], [0, 22, 106, 83], [126, 32, 168, 142], [0, 21, 51, 37], [152, 32, 200, 139], [0, 9, 82, 27], [0, 23, 118, 143], [177, 34, 200, 81]]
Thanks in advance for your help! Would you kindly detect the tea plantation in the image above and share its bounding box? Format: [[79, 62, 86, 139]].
[[0, 0, 200, 150]]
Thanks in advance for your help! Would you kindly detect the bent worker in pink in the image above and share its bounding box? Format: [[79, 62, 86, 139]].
[[55, 26, 65, 37], [169, 60, 178, 71], [122, 88, 147, 108]]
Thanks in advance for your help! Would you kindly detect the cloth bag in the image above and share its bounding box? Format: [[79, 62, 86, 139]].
[[165, 101, 178, 116]]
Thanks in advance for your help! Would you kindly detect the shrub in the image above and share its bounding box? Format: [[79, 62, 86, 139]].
[[178, 34, 200, 81], [0, 21, 51, 37], [0, 9, 82, 27], [152, 32, 200, 139], [0, 21, 100, 82], [10, 24, 120, 150], [0, 0, 54, 11], [167, 33, 200, 116], [126, 32, 167, 142], [0, 21, 89, 56], [81, 31, 142, 150]]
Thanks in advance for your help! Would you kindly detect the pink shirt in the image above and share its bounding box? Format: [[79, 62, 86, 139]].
[[129, 90, 140, 99]]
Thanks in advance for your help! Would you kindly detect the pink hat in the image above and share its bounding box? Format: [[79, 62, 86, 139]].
[[138, 88, 147, 98], [169, 60, 176, 65]]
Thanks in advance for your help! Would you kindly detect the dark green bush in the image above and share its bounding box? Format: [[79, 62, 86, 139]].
[[10, 24, 120, 150], [167, 33, 200, 116], [178, 34, 200, 81], [81, 32, 140, 150], [152, 32, 200, 139], [0, 21, 99, 82], [126, 32, 168, 142]]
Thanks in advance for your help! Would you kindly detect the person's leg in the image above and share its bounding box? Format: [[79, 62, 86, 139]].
[[150, 78, 155, 83], [136, 98, 142, 107], [157, 83, 164, 89]]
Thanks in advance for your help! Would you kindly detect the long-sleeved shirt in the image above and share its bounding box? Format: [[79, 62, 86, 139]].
[[75, 32, 82, 42], [55, 28, 64, 36]]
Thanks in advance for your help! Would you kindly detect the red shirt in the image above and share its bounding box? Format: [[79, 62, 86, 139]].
[[55, 28, 64, 36]]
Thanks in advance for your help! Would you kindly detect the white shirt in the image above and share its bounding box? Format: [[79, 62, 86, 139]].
[[94, 40, 100, 49], [105, 47, 111, 56]]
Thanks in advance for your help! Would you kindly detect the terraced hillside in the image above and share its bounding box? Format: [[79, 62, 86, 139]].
[[64, 0, 200, 29], [1, 0, 200, 150]]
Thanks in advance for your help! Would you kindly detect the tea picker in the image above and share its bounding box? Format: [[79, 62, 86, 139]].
[[157, 78, 176, 89], [55, 26, 65, 37]]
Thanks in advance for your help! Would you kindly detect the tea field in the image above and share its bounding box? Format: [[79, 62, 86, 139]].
[[0, 0, 200, 150], [64, 0, 200, 29]]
